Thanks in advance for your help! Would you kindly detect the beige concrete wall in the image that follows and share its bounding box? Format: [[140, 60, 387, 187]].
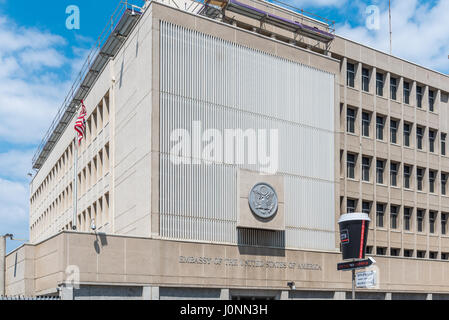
[[111, 4, 153, 237], [6, 232, 449, 296]]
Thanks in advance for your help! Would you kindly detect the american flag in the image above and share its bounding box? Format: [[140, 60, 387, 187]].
[[74, 100, 87, 146]]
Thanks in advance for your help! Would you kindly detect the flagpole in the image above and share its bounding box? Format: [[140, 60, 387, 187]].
[[73, 136, 78, 231]]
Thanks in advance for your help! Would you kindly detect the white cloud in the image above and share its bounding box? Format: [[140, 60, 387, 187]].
[[337, 0, 449, 73], [0, 149, 34, 180], [0, 14, 88, 246]]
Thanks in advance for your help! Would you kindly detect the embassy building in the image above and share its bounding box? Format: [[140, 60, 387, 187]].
[[4, 0, 449, 300]]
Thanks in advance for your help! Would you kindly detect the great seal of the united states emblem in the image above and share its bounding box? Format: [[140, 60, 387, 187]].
[[248, 183, 278, 220]]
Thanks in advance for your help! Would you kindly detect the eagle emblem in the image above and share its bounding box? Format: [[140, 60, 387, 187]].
[[249, 183, 278, 220]]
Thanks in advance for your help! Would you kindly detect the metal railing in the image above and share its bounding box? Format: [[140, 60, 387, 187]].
[[32, 0, 146, 169]]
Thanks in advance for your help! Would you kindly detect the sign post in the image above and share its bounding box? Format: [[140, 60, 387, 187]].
[[337, 213, 372, 300]]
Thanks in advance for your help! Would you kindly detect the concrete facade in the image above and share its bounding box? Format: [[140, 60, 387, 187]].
[[8, 0, 449, 299]]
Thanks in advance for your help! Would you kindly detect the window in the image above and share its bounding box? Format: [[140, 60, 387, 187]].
[[390, 119, 398, 144], [443, 253, 449, 260], [404, 165, 411, 189], [417, 209, 425, 233], [362, 157, 370, 182], [429, 211, 436, 234], [362, 112, 370, 137], [429, 170, 436, 193], [416, 126, 424, 150], [416, 86, 423, 108], [366, 246, 373, 254], [347, 199, 357, 213], [376, 73, 384, 96], [404, 207, 412, 231], [376, 160, 384, 184], [404, 249, 414, 257], [404, 123, 411, 147], [347, 153, 356, 179], [390, 248, 400, 257], [442, 133, 446, 156], [376, 116, 384, 140], [442, 213, 448, 235], [442, 173, 448, 195], [429, 130, 436, 153], [429, 252, 438, 260], [376, 203, 385, 228], [429, 90, 435, 112], [390, 162, 398, 187], [347, 62, 355, 88], [347, 107, 356, 133], [403, 81, 410, 104], [390, 205, 399, 229], [417, 251, 426, 259], [417, 168, 424, 191], [362, 201, 372, 216], [362, 68, 370, 92], [390, 77, 397, 100], [376, 247, 387, 255]]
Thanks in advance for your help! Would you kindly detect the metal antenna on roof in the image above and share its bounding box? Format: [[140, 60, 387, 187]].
[[389, 0, 392, 55]]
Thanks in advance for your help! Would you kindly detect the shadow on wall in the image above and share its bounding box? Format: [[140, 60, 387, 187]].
[[93, 232, 109, 254], [237, 228, 285, 257]]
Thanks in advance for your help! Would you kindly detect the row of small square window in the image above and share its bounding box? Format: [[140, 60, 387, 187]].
[[346, 107, 446, 154], [346, 153, 449, 193], [366, 246, 449, 260], [346, 62, 440, 110], [346, 200, 448, 234]]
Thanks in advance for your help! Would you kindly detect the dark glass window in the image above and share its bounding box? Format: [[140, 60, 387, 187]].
[[376, 203, 385, 228], [390, 77, 397, 100], [376, 160, 384, 184], [404, 165, 411, 189], [416, 126, 424, 150], [441, 133, 446, 156], [390, 162, 398, 187], [390, 119, 398, 144], [417, 251, 426, 259], [404, 249, 414, 257], [417, 168, 424, 191], [376, 116, 384, 140], [429, 90, 435, 112], [404, 207, 412, 231], [362, 68, 370, 92], [362, 201, 371, 216], [362, 157, 370, 182], [429, 170, 436, 193], [442, 173, 448, 195], [347, 108, 355, 133], [429, 211, 436, 234], [404, 82, 410, 104], [347, 154, 355, 179], [417, 209, 425, 233], [442, 213, 448, 235], [376, 247, 387, 255], [376, 73, 384, 96], [404, 123, 411, 147], [347, 62, 355, 88], [362, 112, 370, 137], [347, 199, 356, 213], [390, 248, 400, 256], [390, 205, 399, 229], [429, 130, 436, 153], [417, 86, 423, 108]]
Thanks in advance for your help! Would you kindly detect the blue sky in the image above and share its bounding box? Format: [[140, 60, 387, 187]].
[[0, 0, 448, 252]]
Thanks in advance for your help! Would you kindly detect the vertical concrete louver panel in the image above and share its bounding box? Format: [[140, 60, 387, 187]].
[[159, 21, 336, 250]]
